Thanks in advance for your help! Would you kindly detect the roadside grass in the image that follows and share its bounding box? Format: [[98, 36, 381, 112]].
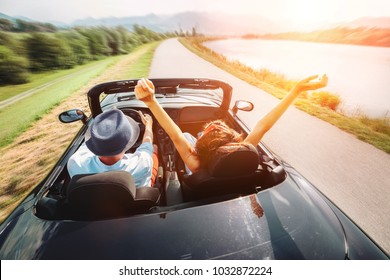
[[0, 41, 160, 222], [0, 57, 121, 147], [0, 61, 115, 102], [179, 37, 390, 154]]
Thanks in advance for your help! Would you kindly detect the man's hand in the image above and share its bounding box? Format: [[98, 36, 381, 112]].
[[138, 111, 153, 127], [135, 78, 156, 105], [139, 111, 153, 144]]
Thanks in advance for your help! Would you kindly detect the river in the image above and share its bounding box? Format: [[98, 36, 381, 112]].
[[204, 39, 390, 118]]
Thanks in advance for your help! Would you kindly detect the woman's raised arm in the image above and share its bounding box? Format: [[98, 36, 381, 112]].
[[135, 78, 201, 172], [244, 74, 328, 146]]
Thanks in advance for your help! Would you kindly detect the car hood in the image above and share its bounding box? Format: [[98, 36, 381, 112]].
[[0, 170, 349, 260]]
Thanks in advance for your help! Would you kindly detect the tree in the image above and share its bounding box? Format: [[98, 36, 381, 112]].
[[56, 30, 91, 64], [0, 31, 27, 56], [0, 45, 29, 84], [14, 19, 57, 33], [0, 24, 174, 85], [191, 27, 197, 37], [102, 27, 123, 55], [0, 19, 14, 32], [127, 33, 143, 51], [24, 33, 75, 71], [77, 28, 110, 59], [133, 24, 164, 42], [115, 26, 132, 53]]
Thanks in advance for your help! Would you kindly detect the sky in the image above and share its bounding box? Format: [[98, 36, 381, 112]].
[[1, 0, 390, 25]]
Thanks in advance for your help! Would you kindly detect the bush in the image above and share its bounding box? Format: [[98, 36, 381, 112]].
[[0, 31, 27, 56], [359, 115, 390, 136], [310, 91, 341, 111], [25, 33, 77, 71], [0, 46, 29, 85], [56, 31, 91, 64], [77, 28, 111, 59]]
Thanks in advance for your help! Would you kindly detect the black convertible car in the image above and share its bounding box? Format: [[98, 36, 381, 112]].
[[0, 78, 388, 259]]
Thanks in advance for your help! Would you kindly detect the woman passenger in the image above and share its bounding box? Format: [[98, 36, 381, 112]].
[[135, 75, 328, 173]]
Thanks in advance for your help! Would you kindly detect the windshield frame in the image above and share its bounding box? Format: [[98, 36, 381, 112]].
[[88, 78, 232, 118]]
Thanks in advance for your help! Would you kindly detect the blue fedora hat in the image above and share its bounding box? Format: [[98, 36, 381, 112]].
[[85, 109, 140, 156]]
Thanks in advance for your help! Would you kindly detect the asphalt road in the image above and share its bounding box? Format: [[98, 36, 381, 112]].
[[149, 38, 390, 254]]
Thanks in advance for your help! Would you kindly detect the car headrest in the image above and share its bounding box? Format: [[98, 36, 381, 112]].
[[67, 171, 159, 220], [181, 143, 262, 201], [207, 143, 259, 177]]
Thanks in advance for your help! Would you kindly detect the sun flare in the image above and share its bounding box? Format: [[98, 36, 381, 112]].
[[281, 0, 336, 26]]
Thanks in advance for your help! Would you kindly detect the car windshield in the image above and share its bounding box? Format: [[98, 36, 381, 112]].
[[100, 87, 223, 108]]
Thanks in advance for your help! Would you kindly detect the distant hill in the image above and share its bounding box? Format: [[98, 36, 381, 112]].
[[0, 13, 15, 22], [0, 12, 34, 23], [72, 12, 285, 35], [257, 27, 390, 48], [73, 13, 167, 32], [338, 17, 390, 29], [1, 11, 390, 35], [72, 13, 390, 35], [0, 12, 65, 28], [0, 13, 58, 32]]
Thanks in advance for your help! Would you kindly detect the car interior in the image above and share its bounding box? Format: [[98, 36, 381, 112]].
[[34, 80, 287, 221]]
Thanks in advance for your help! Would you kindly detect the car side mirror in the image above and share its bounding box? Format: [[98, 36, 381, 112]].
[[232, 100, 254, 114], [59, 109, 88, 124]]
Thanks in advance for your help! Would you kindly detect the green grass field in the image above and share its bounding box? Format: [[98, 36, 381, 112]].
[[0, 61, 113, 102]]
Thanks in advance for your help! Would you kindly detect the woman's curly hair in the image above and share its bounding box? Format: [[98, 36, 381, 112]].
[[195, 120, 243, 168]]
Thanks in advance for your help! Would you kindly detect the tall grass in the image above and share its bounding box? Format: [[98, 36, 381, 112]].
[[179, 37, 390, 154]]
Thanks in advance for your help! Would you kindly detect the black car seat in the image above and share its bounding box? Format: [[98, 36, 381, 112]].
[[66, 170, 160, 220], [181, 143, 268, 201]]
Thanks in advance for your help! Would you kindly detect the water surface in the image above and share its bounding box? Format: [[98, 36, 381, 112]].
[[204, 39, 390, 118]]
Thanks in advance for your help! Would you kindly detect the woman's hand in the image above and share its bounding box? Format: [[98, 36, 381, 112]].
[[135, 78, 156, 105], [293, 74, 328, 93], [135, 79, 201, 172], [244, 74, 328, 146]]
